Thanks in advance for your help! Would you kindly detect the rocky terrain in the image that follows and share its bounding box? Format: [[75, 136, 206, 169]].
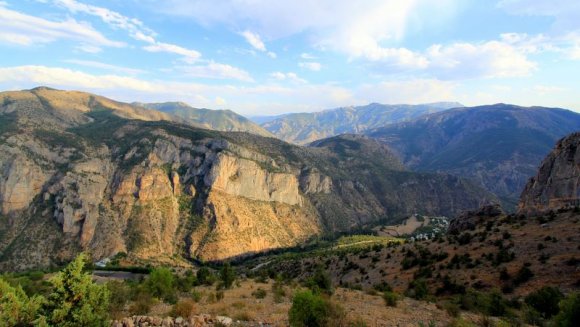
[[519, 132, 580, 215], [254, 132, 580, 298], [138, 102, 273, 137], [260, 102, 461, 145], [366, 104, 580, 207], [0, 88, 492, 271]]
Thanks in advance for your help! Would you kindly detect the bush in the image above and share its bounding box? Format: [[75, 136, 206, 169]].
[[0, 278, 46, 326], [306, 267, 333, 295], [128, 292, 155, 315], [289, 290, 331, 327], [513, 265, 534, 286], [525, 286, 563, 318], [107, 280, 130, 319], [145, 267, 176, 303], [172, 299, 196, 318], [45, 253, 110, 326], [252, 288, 267, 299], [196, 267, 215, 286], [443, 301, 460, 317], [219, 262, 235, 289], [383, 291, 398, 307], [406, 278, 428, 300], [553, 292, 580, 327]]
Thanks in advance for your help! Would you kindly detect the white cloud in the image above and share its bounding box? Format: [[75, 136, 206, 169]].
[[299, 62, 322, 71], [215, 97, 227, 106], [155, 0, 460, 60], [425, 41, 536, 79], [143, 42, 201, 63], [270, 72, 307, 84], [241, 30, 266, 51], [75, 44, 102, 53], [51, 0, 157, 42], [301, 53, 317, 59], [46, 0, 203, 62], [0, 5, 124, 47], [177, 62, 253, 82], [64, 59, 144, 75], [357, 79, 456, 104], [267, 51, 277, 59], [498, 0, 580, 31]]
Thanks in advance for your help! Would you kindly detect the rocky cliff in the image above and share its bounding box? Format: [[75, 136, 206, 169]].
[[518, 132, 580, 215], [0, 88, 493, 270]]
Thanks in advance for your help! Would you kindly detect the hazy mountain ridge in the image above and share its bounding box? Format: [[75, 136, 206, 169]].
[[137, 101, 274, 137], [0, 88, 491, 270], [365, 104, 580, 207], [261, 102, 463, 144]]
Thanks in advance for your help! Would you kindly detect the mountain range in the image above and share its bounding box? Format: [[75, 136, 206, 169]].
[[0, 88, 491, 270], [259, 102, 463, 145], [365, 104, 580, 207]]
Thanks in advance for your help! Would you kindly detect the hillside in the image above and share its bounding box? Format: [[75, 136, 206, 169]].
[[138, 102, 273, 137], [0, 88, 491, 271], [366, 104, 580, 207], [261, 102, 462, 144]]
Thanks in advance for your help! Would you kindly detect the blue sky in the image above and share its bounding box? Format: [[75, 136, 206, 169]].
[[0, 0, 579, 115]]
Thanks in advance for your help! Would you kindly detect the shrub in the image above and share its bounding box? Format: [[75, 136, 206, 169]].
[[128, 293, 154, 315], [44, 253, 110, 326], [252, 288, 267, 299], [0, 278, 46, 326], [383, 291, 398, 307], [443, 301, 460, 317], [406, 278, 428, 300], [272, 280, 287, 303], [172, 299, 196, 318], [513, 265, 534, 286], [553, 292, 580, 327], [145, 267, 176, 303], [196, 267, 215, 286], [288, 290, 331, 327], [524, 286, 563, 318], [107, 280, 130, 319], [306, 267, 333, 295], [219, 262, 235, 289]]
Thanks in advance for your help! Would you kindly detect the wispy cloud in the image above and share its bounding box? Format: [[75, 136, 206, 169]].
[[64, 59, 144, 75], [45, 0, 202, 62], [0, 5, 124, 47], [299, 62, 322, 72], [177, 62, 254, 82], [241, 30, 276, 58], [270, 72, 307, 84]]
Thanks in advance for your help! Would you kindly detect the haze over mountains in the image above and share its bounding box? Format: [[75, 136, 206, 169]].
[[258, 102, 464, 145]]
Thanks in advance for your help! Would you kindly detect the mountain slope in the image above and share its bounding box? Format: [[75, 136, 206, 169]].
[[0, 88, 492, 270], [138, 102, 273, 137], [365, 104, 580, 206], [518, 132, 580, 215], [261, 102, 463, 144]]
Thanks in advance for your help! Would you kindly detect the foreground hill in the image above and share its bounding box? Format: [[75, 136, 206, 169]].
[[366, 104, 580, 207], [0, 88, 491, 270], [261, 102, 462, 144], [251, 132, 580, 303], [137, 102, 273, 137]]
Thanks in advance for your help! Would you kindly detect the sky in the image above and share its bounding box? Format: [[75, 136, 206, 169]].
[[0, 0, 579, 116]]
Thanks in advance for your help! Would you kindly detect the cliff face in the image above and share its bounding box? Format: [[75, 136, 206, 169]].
[[518, 132, 580, 215], [0, 88, 493, 270]]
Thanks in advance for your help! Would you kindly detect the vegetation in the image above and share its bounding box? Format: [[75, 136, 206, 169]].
[[288, 290, 332, 327]]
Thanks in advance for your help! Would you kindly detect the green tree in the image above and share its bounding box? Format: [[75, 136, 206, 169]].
[[196, 267, 214, 286], [145, 267, 176, 303], [219, 262, 236, 289], [306, 267, 333, 295], [289, 290, 331, 327], [44, 253, 110, 327], [0, 278, 47, 327], [525, 286, 563, 319], [553, 292, 580, 327]]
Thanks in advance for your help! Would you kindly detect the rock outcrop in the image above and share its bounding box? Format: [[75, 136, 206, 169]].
[[448, 204, 504, 234], [518, 132, 580, 215]]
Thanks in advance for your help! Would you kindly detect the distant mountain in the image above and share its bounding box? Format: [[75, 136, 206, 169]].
[[261, 102, 463, 144], [249, 114, 289, 125], [137, 102, 273, 137], [365, 104, 580, 207]]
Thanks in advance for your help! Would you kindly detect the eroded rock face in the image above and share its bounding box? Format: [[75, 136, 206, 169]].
[[518, 132, 580, 215], [448, 204, 504, 234]]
